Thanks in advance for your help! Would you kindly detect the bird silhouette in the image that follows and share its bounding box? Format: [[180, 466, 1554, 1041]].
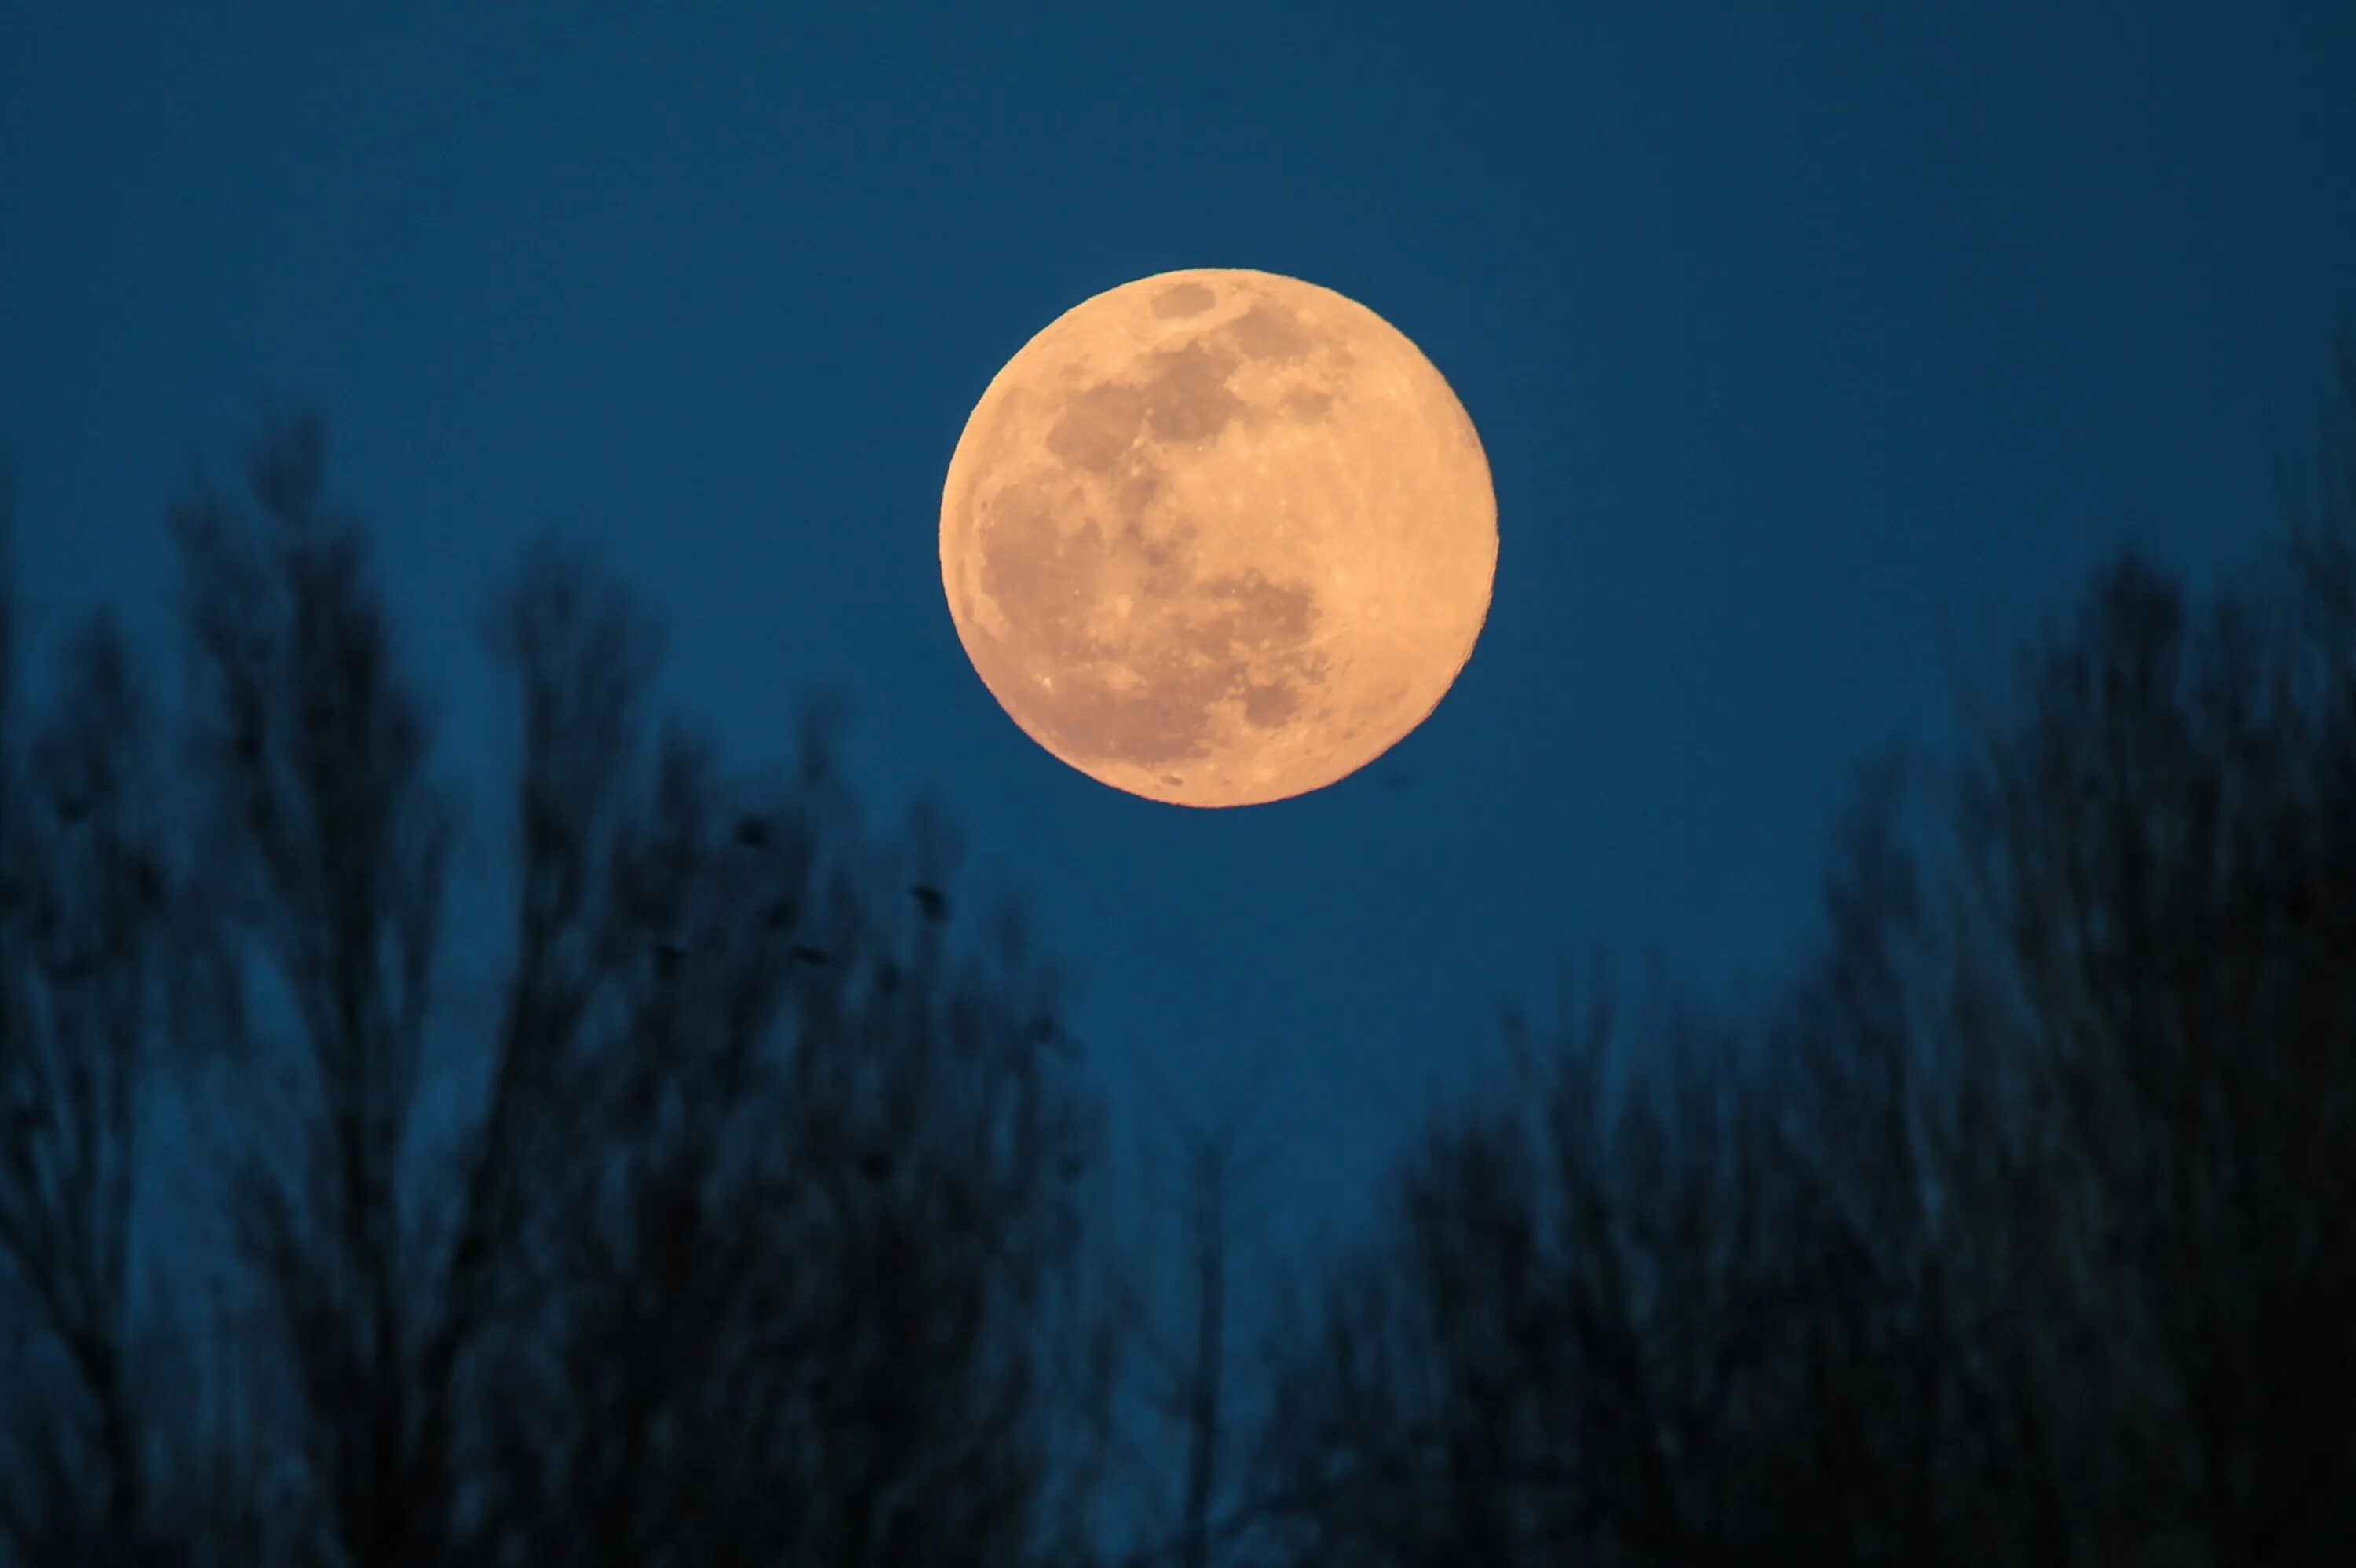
[[790, 944, 829, 966], [733, 814, 772, 850], [908, 884, 949, 922]]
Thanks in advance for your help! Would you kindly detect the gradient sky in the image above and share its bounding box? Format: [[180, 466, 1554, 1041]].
[[4, 2, 2354, 1263]]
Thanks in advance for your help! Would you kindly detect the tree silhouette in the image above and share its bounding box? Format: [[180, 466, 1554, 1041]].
[[1250, 348, 2356, 1566], [0, 495, 189, 1565], [11, 349, 2355, 1566], [1087, 1057, 1290, 1568], [0, 412, 1115, 1567]]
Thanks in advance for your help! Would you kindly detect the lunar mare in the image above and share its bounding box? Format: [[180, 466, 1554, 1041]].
[[940, 268, 1497, 808]]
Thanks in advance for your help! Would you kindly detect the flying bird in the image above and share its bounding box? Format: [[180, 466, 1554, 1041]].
[[733, 814, 772, 850], [790, 944, 829, 966], [908, 884, 949, 922]]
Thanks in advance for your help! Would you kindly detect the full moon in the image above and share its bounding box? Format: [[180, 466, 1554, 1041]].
[[939, 268, 1497, 808]]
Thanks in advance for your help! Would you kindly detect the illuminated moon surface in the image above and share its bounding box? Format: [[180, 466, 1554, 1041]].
[[940, 268, 1497, 808]]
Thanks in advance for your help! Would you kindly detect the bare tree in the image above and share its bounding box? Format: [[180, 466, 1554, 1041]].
[[1948, 543, 2356, 1562], [164, 411, 466, 1568], [1253, 348, 2356, 1567], [0, 495, 185, 1565], [0, 409, 1118, 1566], [1089, 1057, 1289, 1568]]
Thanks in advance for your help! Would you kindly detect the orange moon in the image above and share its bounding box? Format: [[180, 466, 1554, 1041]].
[[939, 268, 1497, 808]]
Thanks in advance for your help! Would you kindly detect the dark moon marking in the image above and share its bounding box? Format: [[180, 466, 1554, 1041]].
[[976, 479, 1326, 768], [1151, 282, 1217, 318], [1117, 469, 1163, 517], [1242, 682, 1301, 728], [1045, 381, 1144, 472], [1140, 343, 1243, 444], [1227, 302, 1316, 361]]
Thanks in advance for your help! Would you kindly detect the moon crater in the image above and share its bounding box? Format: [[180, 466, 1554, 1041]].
[[944, 269, 1494, 807]]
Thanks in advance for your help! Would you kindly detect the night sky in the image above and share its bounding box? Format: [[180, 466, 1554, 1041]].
[[5, 1, 2354, 1260]]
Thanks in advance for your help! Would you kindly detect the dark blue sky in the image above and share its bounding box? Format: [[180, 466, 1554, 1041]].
[[5, 1, 2353, 1248]]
